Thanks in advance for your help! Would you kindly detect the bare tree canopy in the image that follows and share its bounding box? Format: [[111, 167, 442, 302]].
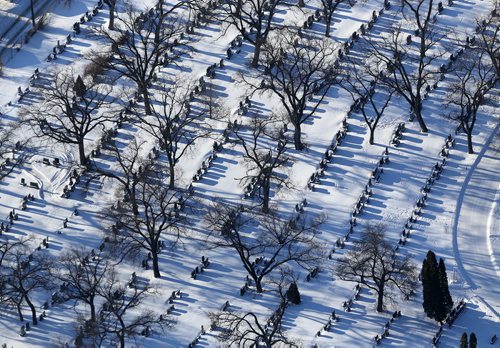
[[21, 68, 116, 165], [335, 223, 418, 312], [218, 0, 292, 67], [232, 113, 291, 213], [206, 203, 325, 293], [366, 0, 447, 133], [133, 78, 220, 189], [90, 0, 187, 115], [447, 49, 497, 153], [341, 57, 395, 144], [242, 31, 339, 150]]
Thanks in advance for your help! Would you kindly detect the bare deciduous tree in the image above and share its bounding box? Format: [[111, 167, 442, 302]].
[[134, 79, 219, 189], [22, 69, 115, 165], [341, 58, 395, 144], [59, 248, 111, 322], [209, 308, 298, 348], [100, 146, 185, 278], [209, 269, 299, 347], [447, 49, 497, 154], [232, 114, 291, 213], [368, 0, 446, 133], [321, 0, 352, 37], [243, 32, 338, 149], [474, 5, 500, 78], [91, 1, 186, 115], [218, 0, 291, 67], [206, 205, 325, 293], [1, 249, 55, 324], [89, 271, 163, 348], [335, 223, 418, 312]]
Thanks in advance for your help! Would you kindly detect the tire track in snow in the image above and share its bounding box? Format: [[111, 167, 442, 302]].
[[452, 120, 500, 320]]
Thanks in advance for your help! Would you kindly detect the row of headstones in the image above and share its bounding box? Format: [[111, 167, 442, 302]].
[[391, 122, 406, 147], [71, 0, 104, 35], [313, 310, 339, 340], [392, 134, 453, 256], [374, 310, 402, 345], [326, 140, 396, 259], [352, 148, 390, 219], [14, 0, 100, 104], [431, 299, 466, 347], [1, 194, 37, 235], [0, 141, 22, 182], [264, 299, 287, 333], [307, 118, 348, 191], [305, 0, 402, 193], [185, 0, 221, 34], [342, 283, 362, 313], [60, 169, 84, 199], [46, 0, 104, 63], [190, 256, 210, 279]]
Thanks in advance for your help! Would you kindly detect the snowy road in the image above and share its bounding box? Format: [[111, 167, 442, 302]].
[[454, 124, 500, 319]]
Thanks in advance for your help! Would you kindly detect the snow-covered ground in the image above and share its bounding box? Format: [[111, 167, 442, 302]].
[[0, 0, 498, 346]]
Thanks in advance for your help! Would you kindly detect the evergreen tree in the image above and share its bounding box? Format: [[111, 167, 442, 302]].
[[469, 332, 477, 348], [286, 282, 301, 305], [422, 251, 454, 322], [460, 332, 468, 348], [422, 250, 440, 320], [73, 75, 87, 97], [438, 258, 453, 315]]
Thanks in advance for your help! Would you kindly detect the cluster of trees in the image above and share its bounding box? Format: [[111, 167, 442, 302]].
[[421, 250, 453, 322], [461, 332, 478, 348], [0, 237, 163, 348]]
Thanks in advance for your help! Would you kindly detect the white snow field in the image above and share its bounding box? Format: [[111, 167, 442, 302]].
[[0, 0, 498, 346]]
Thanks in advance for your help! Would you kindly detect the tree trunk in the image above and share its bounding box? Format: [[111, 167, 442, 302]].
[[141, 86, 152, 115], [152, 248, 161, 278], [30, 0, 36, 28], [16, 301, 24, 321], [369, 127, 375, 145], [108, 3, 115, 30], [293, 123, 304, 150], [325, 13, 332, 37], [78, 140, 87, 165], [89, 296, 96, 322], [415, 107, 428, 133], [466, 131, 474, 154], [168, 164, 175, 189], [119, 333, 125, 348], [252, 38, 263, 68], [255, 278, 263, 293], [376, 286, 384, 312], [262, 176, 270, 213], [25, 295, 38, 325]]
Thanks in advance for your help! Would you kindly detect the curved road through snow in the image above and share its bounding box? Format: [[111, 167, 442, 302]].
[[454, 123, 500, 319]]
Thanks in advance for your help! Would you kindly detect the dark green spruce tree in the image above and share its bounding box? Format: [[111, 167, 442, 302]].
[[287, 282, 301, 305], [469, 332, 477, 348], [73, 75, 87, 98], [422, 250, 440, 320], [438, 258, 453, 316], [460, 332, 468, 348]]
